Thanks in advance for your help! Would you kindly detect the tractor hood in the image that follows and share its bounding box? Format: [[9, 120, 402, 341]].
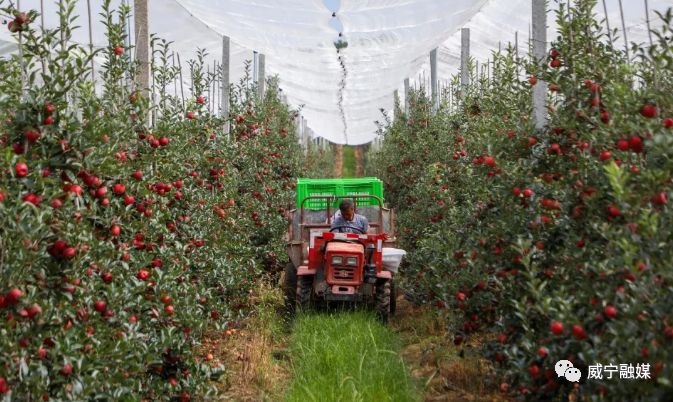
[[325, 242, 364, 255]]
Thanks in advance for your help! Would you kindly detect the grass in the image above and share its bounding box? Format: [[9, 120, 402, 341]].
[[286, 311, 419, 402], [342, 145, 356, 178]]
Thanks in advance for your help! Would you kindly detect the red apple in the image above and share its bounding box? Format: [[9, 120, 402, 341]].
[[24, 128, 41, 142], [604, 305, 617, 319], [652, 192, 668, 206], [572, 324, 587, 340], [629, 135, 643, 153], [640, 103, 658, 118], [136, 270, 150, 281], [113, 183, 126, 195], [101, 272, 113, 284], [5, 288, 23, 305], [600, 110, 610, 123], [15, 162, 28, 177], [550, 320, 564, 335], [616, 139, 629, 151], [608, 204, 621, 217], [62, 247, 76, 259], [60, 363, 72, 377], [93, 300, 107, 314]]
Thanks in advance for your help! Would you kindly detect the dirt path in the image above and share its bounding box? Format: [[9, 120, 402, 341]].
[[201, 286, 503, 401], [392, 295, 504, 402]]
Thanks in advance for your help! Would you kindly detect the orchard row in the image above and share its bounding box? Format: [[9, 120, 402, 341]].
[[0, 2, 328, 400], [371, 1, 673, 400]]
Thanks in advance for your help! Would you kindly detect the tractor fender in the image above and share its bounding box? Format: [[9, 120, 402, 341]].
[[297, 266, 316, 276], [376, 270, 392, 280]]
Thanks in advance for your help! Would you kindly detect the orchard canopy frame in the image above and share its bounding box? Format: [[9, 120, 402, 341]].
[[1, 0, 670, 144]]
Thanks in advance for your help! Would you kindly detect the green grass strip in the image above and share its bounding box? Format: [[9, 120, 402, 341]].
[[286, 311, 419, 402], [342, 145, 356, 178]]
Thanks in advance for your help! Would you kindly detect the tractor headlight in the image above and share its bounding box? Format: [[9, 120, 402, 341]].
[[331, 256, 343, 265], [346, 257, 358, 266]]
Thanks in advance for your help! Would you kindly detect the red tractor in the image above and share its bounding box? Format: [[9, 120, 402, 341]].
[[283, 194, 399, 322]]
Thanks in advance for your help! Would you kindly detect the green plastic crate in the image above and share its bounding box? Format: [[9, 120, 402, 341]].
[[296, 177, 384, 210]]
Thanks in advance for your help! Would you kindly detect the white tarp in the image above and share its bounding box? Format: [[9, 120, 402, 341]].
[[1, 0, 672, 145]]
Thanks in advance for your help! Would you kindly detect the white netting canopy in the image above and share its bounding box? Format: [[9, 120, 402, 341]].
[[1, 0, 672, 144]]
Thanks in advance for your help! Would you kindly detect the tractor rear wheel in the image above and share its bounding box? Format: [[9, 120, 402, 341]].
[[297, 275, 313, 312], [390, 279, 397, 316], [375, 280, 391, 323], [282, 262, 297, 320]]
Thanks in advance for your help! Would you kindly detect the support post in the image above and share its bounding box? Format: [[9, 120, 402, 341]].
[[134, 0, 150, 96], [86, 0, 95, 81], [258, 53, 266, 98], [252, 51, 259, 89], [221, 36, 230, 132], [403, 78, 410, 115], [532, 0, 547, 130], [460, 28, 470, 97], [430, 48, 438, 111]]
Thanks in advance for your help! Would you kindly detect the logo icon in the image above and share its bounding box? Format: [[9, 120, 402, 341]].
[[555, 359, 582, 382]]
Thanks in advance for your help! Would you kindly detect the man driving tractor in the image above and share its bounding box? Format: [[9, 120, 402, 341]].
[[330, 199, 369, 234]]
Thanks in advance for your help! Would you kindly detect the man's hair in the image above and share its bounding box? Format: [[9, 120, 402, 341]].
[[339, 199, 354, 211]]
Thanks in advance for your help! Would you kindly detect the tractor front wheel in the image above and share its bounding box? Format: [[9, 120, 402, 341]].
[[297, 275, 313, 312], [375, 280, 391, 324]]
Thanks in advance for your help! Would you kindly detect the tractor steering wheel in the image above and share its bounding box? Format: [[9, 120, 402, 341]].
[[329, 226, 366, 234]]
